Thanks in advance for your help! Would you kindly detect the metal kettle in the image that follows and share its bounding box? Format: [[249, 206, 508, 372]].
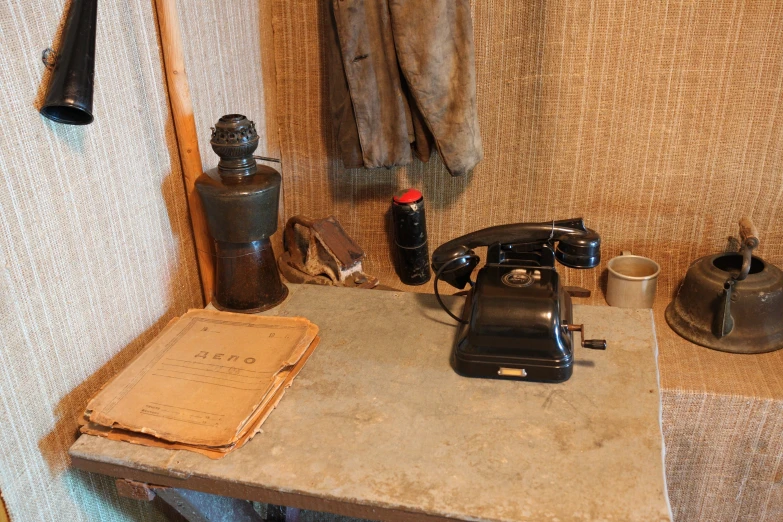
[[666, 218, 783, 354]]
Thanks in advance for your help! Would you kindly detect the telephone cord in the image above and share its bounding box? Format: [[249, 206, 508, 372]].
[[433, 254, 479, 325]]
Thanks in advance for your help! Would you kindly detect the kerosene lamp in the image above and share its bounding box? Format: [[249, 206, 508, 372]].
[[196, 114, 288, 312]]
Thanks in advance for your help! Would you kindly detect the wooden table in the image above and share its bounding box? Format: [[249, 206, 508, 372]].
[[70, 284, 671, 521]]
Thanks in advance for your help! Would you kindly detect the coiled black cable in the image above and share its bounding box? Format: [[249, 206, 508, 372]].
[[433, 254, 479, 324]]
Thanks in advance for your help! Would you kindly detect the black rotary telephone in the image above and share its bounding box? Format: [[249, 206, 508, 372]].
[[431, 218, 607, 383]]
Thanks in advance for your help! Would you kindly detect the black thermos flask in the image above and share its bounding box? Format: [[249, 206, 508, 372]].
[[392, 188, 431, 285]]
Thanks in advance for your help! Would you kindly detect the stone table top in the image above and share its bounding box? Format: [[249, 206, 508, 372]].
[[70, 284, 670, 522]]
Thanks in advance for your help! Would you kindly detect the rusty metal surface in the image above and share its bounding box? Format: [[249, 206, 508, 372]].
[[211, 238, 288, 313], [70, 285, 669, 521], [196, 115, 282, 243], [195, 115, 287, 312], [667, 218, 783, 354]]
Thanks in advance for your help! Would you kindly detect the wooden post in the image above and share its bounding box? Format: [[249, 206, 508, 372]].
[[155, 0, 214, 304], [0, 490, 9, 522]]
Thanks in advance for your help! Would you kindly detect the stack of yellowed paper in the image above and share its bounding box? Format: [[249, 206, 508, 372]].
[[80, 309, 319, 459]]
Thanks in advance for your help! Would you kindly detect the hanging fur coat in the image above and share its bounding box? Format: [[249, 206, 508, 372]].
[[326, 0, 483, 177]]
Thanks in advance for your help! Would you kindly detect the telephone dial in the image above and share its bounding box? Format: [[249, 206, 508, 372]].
[[431, 218, 607, 383]]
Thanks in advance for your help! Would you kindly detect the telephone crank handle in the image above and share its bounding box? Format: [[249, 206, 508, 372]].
[[583, 339, 607, 350], [565, 324, 607, 350]]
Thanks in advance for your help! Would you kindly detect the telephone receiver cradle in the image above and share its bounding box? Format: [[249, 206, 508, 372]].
[[431, 218, 607, 383]]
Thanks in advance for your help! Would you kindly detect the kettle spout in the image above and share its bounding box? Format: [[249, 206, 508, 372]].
[[714, 280, 735, 338]]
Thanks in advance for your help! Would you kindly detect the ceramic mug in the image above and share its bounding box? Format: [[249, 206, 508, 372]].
[[606, 251, 660, 308]]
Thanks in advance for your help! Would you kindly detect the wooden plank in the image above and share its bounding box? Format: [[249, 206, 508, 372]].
[[70, 285, 670, 521], [258, 0, 285, 257], [0, 490, 9, 522], [154, 0, 213, 304], [68, 456, 455, 522], [115, 478, 157, 502]]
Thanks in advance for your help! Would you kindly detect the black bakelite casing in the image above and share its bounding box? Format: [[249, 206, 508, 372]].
[[452, 248, 575, 383]]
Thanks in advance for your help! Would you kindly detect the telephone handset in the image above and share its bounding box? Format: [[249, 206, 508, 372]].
[[431, 218, 606, 383], [432, 218, 601, 289]]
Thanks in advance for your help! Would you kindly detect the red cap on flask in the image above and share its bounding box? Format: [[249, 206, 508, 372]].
[[393, 188, 423, 204]]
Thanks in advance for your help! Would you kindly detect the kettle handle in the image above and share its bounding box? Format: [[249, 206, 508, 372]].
[[735, 218, 759, 281], [739, 217, 759, 250]]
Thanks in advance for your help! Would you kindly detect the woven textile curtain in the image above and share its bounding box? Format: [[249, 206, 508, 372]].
[[270, 1, 783, 520], [0, 0, 272, 520], [273, 0, 783, 297]]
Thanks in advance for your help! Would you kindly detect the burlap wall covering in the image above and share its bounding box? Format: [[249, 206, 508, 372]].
[[0, 0, 269, 520], [176, 0, 279, 169], [270, 0, 783, 520]]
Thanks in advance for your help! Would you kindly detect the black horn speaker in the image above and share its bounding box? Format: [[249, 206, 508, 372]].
[[40, 0, 98, 125]]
